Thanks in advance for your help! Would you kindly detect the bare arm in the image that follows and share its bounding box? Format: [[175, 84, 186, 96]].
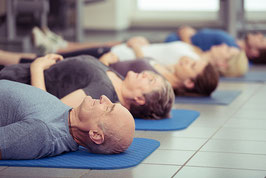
[[127, 36, 150, 58], [30, 54, 63, 91], [99, 52, 119, 66], [131, 45, 145, 58], [178, 26, 197, 45], [60, 89, 87, 108]]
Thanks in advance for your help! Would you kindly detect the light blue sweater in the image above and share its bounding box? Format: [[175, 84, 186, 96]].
[[0, 80, 78, 159]]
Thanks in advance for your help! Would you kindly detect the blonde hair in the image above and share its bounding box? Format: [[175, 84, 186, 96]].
[[220, 50, 249, 77], [130, 71, 175, 119]]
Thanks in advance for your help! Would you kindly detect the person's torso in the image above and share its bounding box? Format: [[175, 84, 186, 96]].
[[0, 80, 78, 159], [111, 42, 200, 65], [109, 58, 159, 77], [141, 41, 200, 65], [191, 28, 239, 51], [45, 55, 120, 102]]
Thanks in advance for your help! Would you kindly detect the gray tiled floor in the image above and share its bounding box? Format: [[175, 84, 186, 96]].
[[1, 32, 266, 177]]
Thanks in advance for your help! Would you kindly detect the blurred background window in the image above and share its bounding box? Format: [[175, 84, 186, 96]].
[[245, 0, 266, 11], [137, 0, 219, 11]]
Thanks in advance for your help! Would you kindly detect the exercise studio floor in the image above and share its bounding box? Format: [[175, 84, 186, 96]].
[[1, 28, 266, 177], [0, 67, 265, 177]]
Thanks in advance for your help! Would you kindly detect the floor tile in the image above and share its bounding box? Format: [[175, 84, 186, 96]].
[[170, 127, 218, 138], [173, 106, 235, 119], [189, 117, 228, 128], [224, 118, 266, 129], [233, 108, 266, 119], [143, 150, 194, 165], [213, 127, 266, 141], [0, 167, 90, 178], [0, 167, 7, 172], [136, 127, 218, 140], [174, 166, 266, 178], [201, 139, 266, 155], [231, 115, 266, 120], [82, 164, 179, 178], [159, 137, 207, 150], [187, 152, 266, 170]]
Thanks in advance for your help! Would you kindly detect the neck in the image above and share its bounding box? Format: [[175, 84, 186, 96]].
[[201, 52, 216, 66], [68, 108, 81, 144], [163, 65, 182, 88], [106, 71, 129, 109]]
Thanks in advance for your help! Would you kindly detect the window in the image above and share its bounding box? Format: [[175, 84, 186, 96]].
[[245, 0, 266, 11], [132, 0, 220, 27], [138, 0, 219, 11], [244, 0, 266, 21]]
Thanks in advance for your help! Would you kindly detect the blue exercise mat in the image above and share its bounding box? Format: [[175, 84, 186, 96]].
[[175, 90, 241, 105], [135, 109, 200, 131], [221, 71, 266, 82], [0, 138, 159, 170]]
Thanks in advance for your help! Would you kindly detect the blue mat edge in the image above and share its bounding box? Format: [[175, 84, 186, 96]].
[[135, 109, 200, 131], [0, 138, 161, 170], [174, 90, 241, 105]]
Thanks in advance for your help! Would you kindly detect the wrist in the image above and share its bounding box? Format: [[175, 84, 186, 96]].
[[30, 63, 45, 71]]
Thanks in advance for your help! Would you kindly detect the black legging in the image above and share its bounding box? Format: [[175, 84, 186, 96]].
[[0, 65, 4, 71], [19, 46, 111, 63]]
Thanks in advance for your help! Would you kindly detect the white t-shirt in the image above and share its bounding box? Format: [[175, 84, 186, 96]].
[[111, 41, 200, 65]]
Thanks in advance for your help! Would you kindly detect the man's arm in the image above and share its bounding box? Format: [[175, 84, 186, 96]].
[[60, 89, 87, 108], [30, 54, 63, 91], [0, 150, 2, 160], [0, 119, 52, 159]]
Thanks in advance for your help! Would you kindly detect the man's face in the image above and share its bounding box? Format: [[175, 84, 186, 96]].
[[209, 44, 240, 63], [246, 33, 266, 58], [123, 71, 162, 98], [78, 95, 134, 132], [247, 33, 266, 49], [174, 56, 207, 82]]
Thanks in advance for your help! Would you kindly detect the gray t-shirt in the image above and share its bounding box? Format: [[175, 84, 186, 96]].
[[0, 80, 78, 159], [0, 55, 120, 102]]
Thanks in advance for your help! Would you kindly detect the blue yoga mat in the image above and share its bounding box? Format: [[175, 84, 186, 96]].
[[221, 71, 266, 82], [175, 90, 241, 105], [135, 109, 200, 131], [0, 138, 159, 170]]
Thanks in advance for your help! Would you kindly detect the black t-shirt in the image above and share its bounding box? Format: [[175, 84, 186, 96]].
[[0, 55, 120, 102], [109, 58, 159, 78]]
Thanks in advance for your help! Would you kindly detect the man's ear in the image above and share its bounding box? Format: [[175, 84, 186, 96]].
[[183, 79, 195, 89], [89, 130, 104, 145], [134, 96, 145, 106]]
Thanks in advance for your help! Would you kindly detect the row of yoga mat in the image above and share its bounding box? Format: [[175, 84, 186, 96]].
[[1, 70, 265, 169], [0, 109, 199, 169]]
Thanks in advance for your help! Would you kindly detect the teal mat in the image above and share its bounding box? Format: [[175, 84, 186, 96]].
[[0, 138, 160, 170], [175, 90, 241, 105], [135, 109, 200, 131], [221, 71, 266, 82]]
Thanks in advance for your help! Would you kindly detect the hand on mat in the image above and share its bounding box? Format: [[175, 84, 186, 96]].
[[31, 54, 63, 70], [99, 52, 119, 66], [127, 36, 149, 48]]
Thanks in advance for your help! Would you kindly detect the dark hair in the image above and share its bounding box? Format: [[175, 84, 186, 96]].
[[129, 72, 175, 120], [174, 63, 219, 96], [248, 48, 266, 64]]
